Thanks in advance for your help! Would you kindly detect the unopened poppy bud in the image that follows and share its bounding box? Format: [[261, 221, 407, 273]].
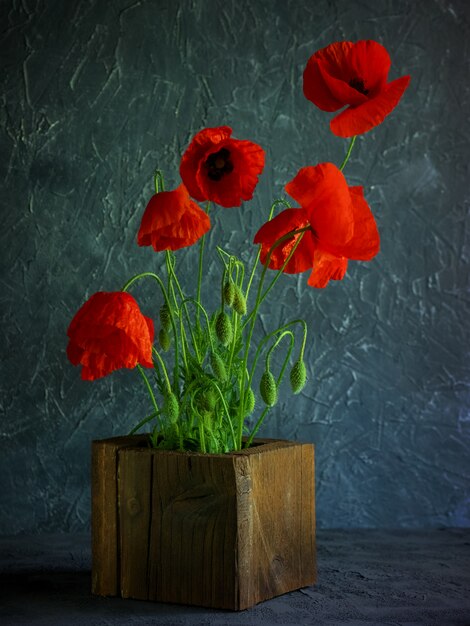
[[290, 360, 307, 394], [260, 370, 278, 407], [210, 351, 227, 382], [244, 387, 255, 416], [159, 304, 171, 332], [232, 285, 247, 316], [159, 328, 171, 352], [223, 281, 235, 307], [215, 311, 233, 346], [164, 392, 179, 423], [199, 388, 217, 412]]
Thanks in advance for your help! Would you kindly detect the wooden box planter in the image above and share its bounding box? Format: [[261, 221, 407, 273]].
[[91, 435, 316, 610]]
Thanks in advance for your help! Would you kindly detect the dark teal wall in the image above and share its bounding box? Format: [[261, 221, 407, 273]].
[[1, 0, 469, 532]]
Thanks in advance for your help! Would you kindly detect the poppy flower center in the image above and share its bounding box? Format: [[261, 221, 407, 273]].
[[349, 77, 369, 96], [205, 148, 234, 181]]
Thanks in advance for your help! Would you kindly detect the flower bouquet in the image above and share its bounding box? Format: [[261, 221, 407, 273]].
[[67, 41, 410, 609]]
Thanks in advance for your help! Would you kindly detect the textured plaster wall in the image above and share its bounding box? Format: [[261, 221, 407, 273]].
[[0, 0, 469, 533]]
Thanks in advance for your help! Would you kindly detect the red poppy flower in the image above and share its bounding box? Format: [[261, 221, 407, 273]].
[[303, 40, 410, 137], [67, 291, 154, 381], [179, 126, 265, 208], [137, 184, 210, 251], [254, 163, 379, 288]]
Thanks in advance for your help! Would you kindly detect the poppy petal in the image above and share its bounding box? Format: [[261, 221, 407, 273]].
[[315, 59, 369, 108], [254, 208, 315, 273], [303, 43, 354, 111], [340, 187, 380, 260], [330, 75, 411, 137], [307, 250, 348, 288], [347, 40, 391, 95], [285, 163, 354, 248], [232, 140, 266, 202]]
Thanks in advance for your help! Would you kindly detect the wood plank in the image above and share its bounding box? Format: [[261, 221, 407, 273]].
[[91, 435, 148, 596], [150, 450, 238, 609], [235, 440, 316, 609], [118, 447, 153, 600], [300, 443, 317, 586]]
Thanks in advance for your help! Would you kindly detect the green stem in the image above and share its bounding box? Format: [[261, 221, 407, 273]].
[[226, 312, 239, 382], [196, 202, 210, 328], [128, 410, 160, 435], [339, 135, 357, 171], [197, 413, 207, 453], [245, 198, 290, 303], [152, 347, 172, 393], [137, 364, 160, 416], [203, 381, 236, 446], [180, 297, 215, 353], [154, 170, 165, 193], [266, 330, 295, 369], [245, 407, 269, 447], [178, 315, 189, 372], [166, 251, 200, 362]]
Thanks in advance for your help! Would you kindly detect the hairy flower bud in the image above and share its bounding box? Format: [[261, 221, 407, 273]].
[[164, 392, 179, 423], [260, 370, 278, 407], [215, 311, 233, 346], [199, 388, 217, 412], [223, 281, 235, 307], [210, 351, 227, 382], [290, 360, 307, 394], [158, 328, 171, 352], [244, 387, 255, 416], [159, 303, 171, 332], [232, 285, 247, 316]]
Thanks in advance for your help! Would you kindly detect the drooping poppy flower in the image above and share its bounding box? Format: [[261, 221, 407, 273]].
[[179, 126, 265, 208], [137, 184, 210, 252], [254, 163, 379, 288], [67, 291, 154, 381], [303, 40, 410, 137]]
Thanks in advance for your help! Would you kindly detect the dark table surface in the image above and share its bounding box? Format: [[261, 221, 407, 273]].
[[0, 529, 469, 625]]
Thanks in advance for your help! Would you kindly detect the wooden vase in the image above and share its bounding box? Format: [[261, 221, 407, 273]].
[[91, 434, 316, 610]]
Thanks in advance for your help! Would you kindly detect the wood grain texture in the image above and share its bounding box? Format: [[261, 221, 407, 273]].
[[91, 435, 148, 596], [118, 447, 153, 599], [148, 450, 238, 608], [91, 435, 316, 610], [236, 441, 316, 608]]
